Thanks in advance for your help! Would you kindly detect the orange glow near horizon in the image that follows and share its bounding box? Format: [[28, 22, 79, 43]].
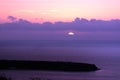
[[0, 0, 120, 23]]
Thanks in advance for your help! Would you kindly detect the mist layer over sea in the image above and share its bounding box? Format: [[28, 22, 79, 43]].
[[0, 40, 120, 80]]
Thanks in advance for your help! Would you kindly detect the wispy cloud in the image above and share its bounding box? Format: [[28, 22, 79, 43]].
[[40, 9, 58, 15], [12, 9, 36, 14]]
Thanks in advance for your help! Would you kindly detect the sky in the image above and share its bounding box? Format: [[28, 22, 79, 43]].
[[0, 0, 120, 40], [0, 0, 120, 23], [0, 0, 120, 61], [0, 17, 120, 40]]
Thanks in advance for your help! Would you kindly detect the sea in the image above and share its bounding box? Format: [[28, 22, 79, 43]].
[[0, 40, 120, 80]]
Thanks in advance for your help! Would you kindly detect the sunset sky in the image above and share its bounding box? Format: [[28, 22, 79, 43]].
[[1, 0, 120, 62], [0, 0, 120, 23]]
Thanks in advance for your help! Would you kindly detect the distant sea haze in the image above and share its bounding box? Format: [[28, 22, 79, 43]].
[[0, 40, 120, 61], [0, 40, 120, 47]]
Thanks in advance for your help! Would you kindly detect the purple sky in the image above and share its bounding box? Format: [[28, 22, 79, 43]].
[[0, 16, 120, 40]]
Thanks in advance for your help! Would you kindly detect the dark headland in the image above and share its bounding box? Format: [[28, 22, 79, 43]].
[[0, 60, 100, 72]]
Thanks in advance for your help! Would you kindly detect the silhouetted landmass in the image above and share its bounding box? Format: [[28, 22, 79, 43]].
[[0, 60, 100, 72], [0, 76, 11, 80]]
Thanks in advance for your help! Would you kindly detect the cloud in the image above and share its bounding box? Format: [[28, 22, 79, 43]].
[[14, 9, 35, 14], [0, 16, 120, 40], [40, 9, 58, 15], [3, 16, 120, 32], [48, 9, 58, 12], [7, 16, 17, 21]]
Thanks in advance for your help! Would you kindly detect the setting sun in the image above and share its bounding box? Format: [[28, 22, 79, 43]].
[[68, 32, 75, 36]]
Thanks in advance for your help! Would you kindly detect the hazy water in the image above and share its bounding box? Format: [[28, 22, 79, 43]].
[[0, 40, 120, 80]]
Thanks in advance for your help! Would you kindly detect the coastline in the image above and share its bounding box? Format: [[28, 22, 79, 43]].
[[0, 60, 100, 72]]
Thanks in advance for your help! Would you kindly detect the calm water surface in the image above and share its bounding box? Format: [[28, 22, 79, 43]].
[[0, 40, 120, 80]]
